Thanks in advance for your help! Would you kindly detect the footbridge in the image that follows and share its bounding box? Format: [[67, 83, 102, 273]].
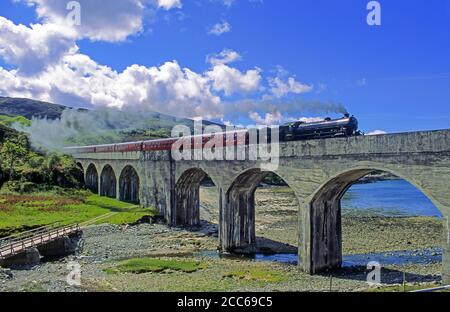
[[72, 129, 450, 283], [0, 224, 80, 262]]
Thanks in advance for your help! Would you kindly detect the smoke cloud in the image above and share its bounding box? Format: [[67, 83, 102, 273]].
[[222, 99, 348, 117], [15, 108, 190, 152], [221, 98, 348, 125], [15, 98, 348, 152]]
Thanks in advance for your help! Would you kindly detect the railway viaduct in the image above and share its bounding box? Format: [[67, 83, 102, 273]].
[[73, 129, 450, 283]]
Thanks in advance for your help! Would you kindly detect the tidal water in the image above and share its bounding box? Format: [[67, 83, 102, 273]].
[[254, 248, 442, 267], [342, 179, 442, 218], [199, 248, 442, 267]]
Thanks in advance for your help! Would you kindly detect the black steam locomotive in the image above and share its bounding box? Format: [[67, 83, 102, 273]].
[[279, 114, 360, 141]]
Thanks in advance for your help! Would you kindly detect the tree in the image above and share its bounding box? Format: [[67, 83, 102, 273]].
[[0, 138, 28, 178]]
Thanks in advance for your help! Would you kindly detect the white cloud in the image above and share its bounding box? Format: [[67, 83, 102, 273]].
[[367, 130, 387, 136], [16, 0, 180, 42], [268, 76, 313, 98], [0, 16, 77, 74], [249, 111, 283, 125], [208, 20, 231, 35], [157, 0, 182, 10], [206, 49, 242, 65], [0, 44, 271, 120], [206, 64, 261, 96], [265, 66, 313, 98], [0, 52, 225, 119], [0, 0, 186, 75]]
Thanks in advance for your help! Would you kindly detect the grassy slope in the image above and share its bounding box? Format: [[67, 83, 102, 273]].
[[0, 97, 66, 120], [0, 191, 157, 236]]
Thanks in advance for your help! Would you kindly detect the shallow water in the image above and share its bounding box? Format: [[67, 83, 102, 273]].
[[199, 248, 442, 267], [342, 180, 442, 218]]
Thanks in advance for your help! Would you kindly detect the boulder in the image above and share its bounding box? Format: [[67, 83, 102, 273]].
[[129, 215, 166, 226], [0, 268, 14, 279], [0, 247, 41, 269]]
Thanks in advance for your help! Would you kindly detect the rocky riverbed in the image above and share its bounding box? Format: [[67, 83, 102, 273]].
[[0, 186, 444, 292]]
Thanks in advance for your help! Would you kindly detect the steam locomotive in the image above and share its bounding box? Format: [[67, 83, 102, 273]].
[[67, 114, 360, 154], [279, 113, 359, 141]]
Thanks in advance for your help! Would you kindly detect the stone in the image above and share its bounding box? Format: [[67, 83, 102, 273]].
[[0, 268, 14, 279], [0, 247, 41, 269]]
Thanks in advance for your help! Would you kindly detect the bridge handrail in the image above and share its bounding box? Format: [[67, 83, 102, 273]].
[[0, 229, 49, 247], [0, 222, 61, 246], [0, 223, 80, 259]]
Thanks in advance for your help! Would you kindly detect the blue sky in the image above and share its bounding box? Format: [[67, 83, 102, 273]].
[[1, 0, 450, 133]]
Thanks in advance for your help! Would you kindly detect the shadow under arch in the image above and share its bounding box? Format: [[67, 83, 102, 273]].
[[119, 165, 140, 204], [100, 165, 117, 198], [221, 168, 298, 253], [307, 167, 445, 275], [173, 168, 216, 227], [85, 163, 98, 193], [75, 162, 85, 185]]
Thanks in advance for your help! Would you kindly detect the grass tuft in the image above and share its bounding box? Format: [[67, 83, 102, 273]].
[[105, 258, 206, 274]]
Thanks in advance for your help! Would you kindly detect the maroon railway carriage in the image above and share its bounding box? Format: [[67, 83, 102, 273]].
[[68, 129, 250, 154], [95, 144, 116, 153], [66, 145, 97, 153], [115, 141, 143, 153], [142, 138, 178, 151]]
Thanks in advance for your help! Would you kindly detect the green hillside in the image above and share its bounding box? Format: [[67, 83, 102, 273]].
[[0, 97, 67, 120], [0, 96, 225, 145]]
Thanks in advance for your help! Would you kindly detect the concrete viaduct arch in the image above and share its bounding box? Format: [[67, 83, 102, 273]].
[[171, 164, 221, 227], [300, 164, 450, 276], [219, 168, 296, 253], [85, 163, 98, 193], [119, 165, 140, 204], [100, 165, 117, 198], [72, 129, 450, 283], [173, 168, 208, 227]]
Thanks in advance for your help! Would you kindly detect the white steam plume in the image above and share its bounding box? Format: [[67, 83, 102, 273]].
[[15, 108, 188, 152]]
